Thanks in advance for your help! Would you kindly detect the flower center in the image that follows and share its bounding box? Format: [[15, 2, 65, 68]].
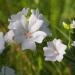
[[24, 32, 32, 39]]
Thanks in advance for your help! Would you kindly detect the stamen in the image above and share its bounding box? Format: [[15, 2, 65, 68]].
[[24, 32, 32, 39]]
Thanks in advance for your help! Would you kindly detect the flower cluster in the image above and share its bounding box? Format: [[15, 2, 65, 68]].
[[0, 8, 75, 63]]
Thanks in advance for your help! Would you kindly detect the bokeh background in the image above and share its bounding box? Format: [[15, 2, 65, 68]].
[[0, 0, 75, 75]]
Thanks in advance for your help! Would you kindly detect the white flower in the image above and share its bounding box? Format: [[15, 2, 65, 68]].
[[43, 39, 67, 62], [7, 9, 51, 50], [4, 30, 14, 43], [0, 66, 16, 75], [0, 32, 5, 53]]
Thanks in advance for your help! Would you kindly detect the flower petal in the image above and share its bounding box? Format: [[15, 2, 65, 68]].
[[43, 47, 57, 57], [8, 20, 20, 29], [8, 15, 28, 30], [30, 20, 44, 33], [8, 8, 28, 22], [14, 29, 26, 43], [29, 9, 44, 33], [4, 30, 14, 43], [29, 10, 37, 27], [32, 31, 47, 43], [29, 9, 40, 27], [56, 54, 63, 62], [53, 39, 67, 54], [22, 40, 36, 50], [45, 55, 57, 61]]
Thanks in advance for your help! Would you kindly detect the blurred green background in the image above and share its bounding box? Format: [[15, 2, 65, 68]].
[[0, 0, 75, 75]]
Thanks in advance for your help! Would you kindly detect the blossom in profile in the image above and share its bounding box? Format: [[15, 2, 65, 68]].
[[7, 8, 51, 50], [0, 32, 5, 53], [0, 66, 16, 75], [43, 39, 67, 62]]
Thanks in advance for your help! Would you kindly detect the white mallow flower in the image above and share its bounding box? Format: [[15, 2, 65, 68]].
[[7, 9, 51, 50], [0, 32, 5, 53], [43, 39, 67, 62], [0, 66, 16, 75]]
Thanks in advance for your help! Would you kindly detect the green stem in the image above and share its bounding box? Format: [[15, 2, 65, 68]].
[[55, 26, 72, 42], [68, 25, 71, 49]]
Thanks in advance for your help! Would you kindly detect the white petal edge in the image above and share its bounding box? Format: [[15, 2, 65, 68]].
[[32, 31, 47, 43]]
